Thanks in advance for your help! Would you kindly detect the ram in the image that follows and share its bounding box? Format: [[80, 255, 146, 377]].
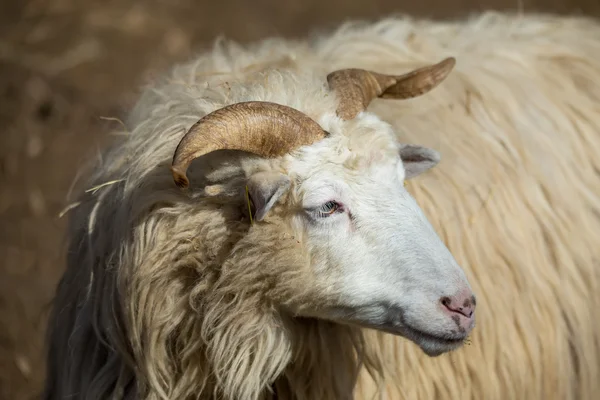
[[44, 11, 600, 400]]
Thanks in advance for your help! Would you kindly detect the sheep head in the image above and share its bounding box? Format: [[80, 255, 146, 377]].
[[169, 58, 476, 358]]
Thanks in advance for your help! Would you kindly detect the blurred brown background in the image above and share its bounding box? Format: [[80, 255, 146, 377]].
[[1, 0, 599, 399]]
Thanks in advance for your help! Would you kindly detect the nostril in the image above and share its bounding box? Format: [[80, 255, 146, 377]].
[[440, 294, 475, 318], [440, 297, 451, 307]]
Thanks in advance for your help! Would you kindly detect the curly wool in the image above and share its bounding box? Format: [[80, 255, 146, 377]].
[[44, 11, 600, 400]]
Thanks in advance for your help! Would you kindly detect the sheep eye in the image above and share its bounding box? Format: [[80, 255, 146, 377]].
[[318, 201, 342, 217]]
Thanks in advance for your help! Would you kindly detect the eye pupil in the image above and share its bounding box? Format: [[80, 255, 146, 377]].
[[324, 201, 336, 211], [320, 201, 340, 216]]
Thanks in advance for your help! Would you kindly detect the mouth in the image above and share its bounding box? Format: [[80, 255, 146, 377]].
[[395, 323, 469, 356], [304, 303, 472, 356], [364, 317, 468, 355], [320, 303, 471, 356]]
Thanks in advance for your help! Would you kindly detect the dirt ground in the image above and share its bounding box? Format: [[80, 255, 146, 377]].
[[1, 0, 599, 399]]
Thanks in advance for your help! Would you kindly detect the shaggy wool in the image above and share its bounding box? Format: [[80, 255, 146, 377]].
[[44, 11, 600, 400]]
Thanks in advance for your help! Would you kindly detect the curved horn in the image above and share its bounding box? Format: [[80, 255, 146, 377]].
[[171, 101, 326, 188], [327, 57, 456, 120]]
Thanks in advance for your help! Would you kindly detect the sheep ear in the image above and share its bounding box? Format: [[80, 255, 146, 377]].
[[399, 144, 441, 179], [246, 172, 291, 221]]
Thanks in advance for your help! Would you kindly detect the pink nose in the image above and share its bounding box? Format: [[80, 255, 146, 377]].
[[440, 290, 476, 331]]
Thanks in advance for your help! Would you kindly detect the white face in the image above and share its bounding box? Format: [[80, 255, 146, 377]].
[[284, 122, 477, 356]]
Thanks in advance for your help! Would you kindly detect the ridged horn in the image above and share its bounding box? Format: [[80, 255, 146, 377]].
[[171, 101, 327, 188], [327, 57, 456, 120]]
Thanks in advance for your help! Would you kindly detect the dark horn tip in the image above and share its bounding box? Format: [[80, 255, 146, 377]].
[[171, 165, 190, 189]]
